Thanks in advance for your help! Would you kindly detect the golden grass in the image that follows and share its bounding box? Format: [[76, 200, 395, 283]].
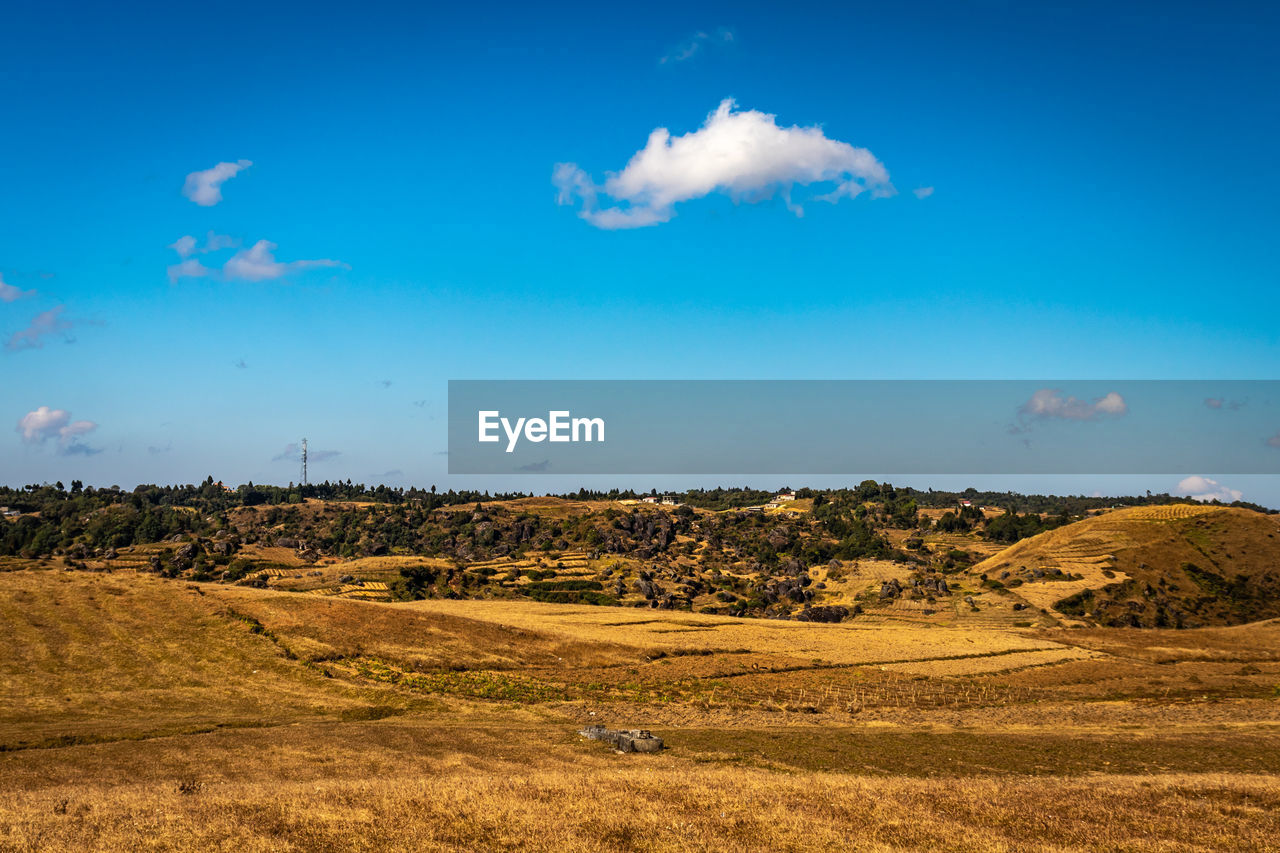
[[3, 759, 1276, 851], [0, 572, 408, 749], [4, 565, 1280, 851], [403, 598, 1058, 667], [878, 646, 1098, 676], [211, 585, 638, 672], [971, 505, 1280, 621]]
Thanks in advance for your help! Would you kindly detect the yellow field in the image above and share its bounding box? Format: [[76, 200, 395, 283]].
[[2, 566, 1280, 850], [405, 597, 1066, 670]]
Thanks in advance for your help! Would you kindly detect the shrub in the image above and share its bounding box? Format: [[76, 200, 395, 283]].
[[223, 558, 254, 582]]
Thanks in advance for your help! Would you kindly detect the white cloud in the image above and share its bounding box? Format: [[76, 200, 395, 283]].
[[1177, 475, 1242, 503], [223, 240, 346, 282], [6, 306, 72, 351], [17, 406, 67, 442], [169, 231, 238, 256], [167, 258, 212, 284], [166, 232, 240, 281], [1019, 389, 1128, 421], [913, 186, 935, 199], [168, 235, 197, 258], [660, 28, 734, 64], [59, 419, 97, 440], [182, 159, 252, 206], [204, 232, 238, 252], [0, 273, 34, 303], [167, 240, 346, 283], [16, 406, 98, 454], [553, 99, 894, 229]]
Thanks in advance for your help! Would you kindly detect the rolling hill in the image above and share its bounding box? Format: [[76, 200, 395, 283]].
[[973, 505, 1280, 628]]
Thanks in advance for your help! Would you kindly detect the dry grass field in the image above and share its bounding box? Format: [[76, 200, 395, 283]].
[[2, 563, 1280, 851], [970, 505, 1280, 626]]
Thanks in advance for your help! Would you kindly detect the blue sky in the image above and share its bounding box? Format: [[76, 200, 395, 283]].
[[2, 0, 1279, 504]]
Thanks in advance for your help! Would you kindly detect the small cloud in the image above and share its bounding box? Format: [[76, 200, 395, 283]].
[[223, 240, 346, 282], [148, 443, 173, 455], [381, 469, 403, 477], [1020, 389, 1127, 421], [1204, 397, 1245, 411], [16, 406, 99, 455], [182, 160, 252, 206], [6, 306, 73, 351], [168, 231, 239, 259], [1267, 431, 1280, 449], [0, 273, 34, 303], [204, 232, 238, 252], [234, 358, 248, 369], [167, 258, 212, 284], [272, 442, 299, 462], [1010, 389, 1127, 435], [168, 239, 346, 284], [168, 235, 197, 258], [61, 442, 102, 456], [554, 99, 893, 229], [272, 443, 341, 463], [379, 379, 392, 389], [18, 406, 71, 442], [660, 27, 735, 65], [912, 186, 935, 199], [517, 459, 550, 472], [413, 399, 429, 408], [1177, 475, 1242, 503]]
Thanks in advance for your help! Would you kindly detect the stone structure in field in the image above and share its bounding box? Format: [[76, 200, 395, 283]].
[[578, 725, 663, 753]]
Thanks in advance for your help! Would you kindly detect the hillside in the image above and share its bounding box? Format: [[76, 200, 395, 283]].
[[3, 484, 1277, 630], [972, 505, 1280, 628], [2, 564, 1280, 850]]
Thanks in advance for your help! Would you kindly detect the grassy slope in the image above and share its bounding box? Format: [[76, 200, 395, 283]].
[[0, 571, 427, 748], [973, 505, 1280, 626], [2, 566, 1280, 850]]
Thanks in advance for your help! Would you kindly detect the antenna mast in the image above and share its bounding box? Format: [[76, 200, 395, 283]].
[[301, 437, 308, 486]]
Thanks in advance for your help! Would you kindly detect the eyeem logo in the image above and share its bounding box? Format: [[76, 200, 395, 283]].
[[478, 410, 605, 453]]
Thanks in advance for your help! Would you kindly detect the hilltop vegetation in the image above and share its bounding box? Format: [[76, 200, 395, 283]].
[[4, 477, 1267, 560], [3, 481, 1277, 629]]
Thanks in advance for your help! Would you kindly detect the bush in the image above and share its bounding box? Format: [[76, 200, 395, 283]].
[[224, 558, 254, 582], [525, 579, 603, 592]]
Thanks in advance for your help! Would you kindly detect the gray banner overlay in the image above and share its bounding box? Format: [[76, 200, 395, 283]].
[[447, 380, 1280, 475]]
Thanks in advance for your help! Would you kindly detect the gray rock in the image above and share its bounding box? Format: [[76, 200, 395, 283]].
[[579, 725, 663, 753]]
